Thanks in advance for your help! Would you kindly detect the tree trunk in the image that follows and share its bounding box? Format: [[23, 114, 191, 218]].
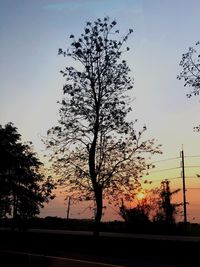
[[12, 193, 17, 231], [89, 104, 102, 236], [94, 187, 103, 236]]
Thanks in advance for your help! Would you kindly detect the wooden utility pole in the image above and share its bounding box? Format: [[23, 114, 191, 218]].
[[181, 148, 187, 231], [66, 196, 71, 221]]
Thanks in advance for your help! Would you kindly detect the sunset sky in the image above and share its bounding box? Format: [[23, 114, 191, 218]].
[[1, 0, 200, 222]]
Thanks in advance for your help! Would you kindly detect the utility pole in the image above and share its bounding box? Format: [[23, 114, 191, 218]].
[[180, 147, 187, 231], [66, 196, 71, 221]]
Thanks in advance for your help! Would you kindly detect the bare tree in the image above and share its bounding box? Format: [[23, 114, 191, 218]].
[[47, 17, 161, 235], [178, 41, 200, 130], [178, 41, 200, 98]]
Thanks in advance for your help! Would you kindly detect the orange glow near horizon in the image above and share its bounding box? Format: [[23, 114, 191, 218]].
[[137, 192, 145, 201]]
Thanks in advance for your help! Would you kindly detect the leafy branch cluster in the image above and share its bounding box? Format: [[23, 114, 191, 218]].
[[177, 41, 200, 98]]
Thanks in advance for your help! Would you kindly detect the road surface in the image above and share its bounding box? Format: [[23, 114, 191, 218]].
[[0, 228, 198, 266]]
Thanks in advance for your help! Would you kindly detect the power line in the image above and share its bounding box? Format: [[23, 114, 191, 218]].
[[150, 155, 200, 167], [107, 204, 119, 215], [148, 167, 180, 174], [187, 188, 200, 190], [151, 157, 179, 164], [77, 205, 91, 215], [185, 166, 200, 168], [146, 165, 200, 175], [185, 155, 200, 158], [185, 176, 199, 178], [142, 177, 181, 183]]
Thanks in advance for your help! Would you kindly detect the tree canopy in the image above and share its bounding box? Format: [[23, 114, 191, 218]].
[[154, 180, 181, 225], [178, 41, 200, 130], [178, 41, 200, 98], [47, 17, 161, 234], [0, 123, 55, 223]]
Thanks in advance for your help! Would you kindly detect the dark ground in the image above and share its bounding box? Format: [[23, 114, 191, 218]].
[[0, 230, 199, 267]]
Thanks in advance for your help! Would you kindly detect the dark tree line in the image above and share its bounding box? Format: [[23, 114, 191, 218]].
[[0, 123, 55, 228]]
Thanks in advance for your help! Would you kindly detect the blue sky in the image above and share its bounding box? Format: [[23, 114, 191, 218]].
[[1, 0, 200, 220]]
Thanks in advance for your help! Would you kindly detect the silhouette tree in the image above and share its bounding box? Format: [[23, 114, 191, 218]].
[[47, 17, 161, 235], [119, 199, 151, 231], [154, 180, 181, 225], [178, 41, 200, 130], [0, 123, 55, 227], [178, 41, 200, 98]]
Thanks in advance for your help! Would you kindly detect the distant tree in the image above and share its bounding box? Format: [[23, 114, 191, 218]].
[[154, 180, 181, 225], [177, 41, 200, 130], [119, 199, 151, 230], [47, 17, 161, 235], [0, 123, 55, 226], [178, 42, 200, 98]]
